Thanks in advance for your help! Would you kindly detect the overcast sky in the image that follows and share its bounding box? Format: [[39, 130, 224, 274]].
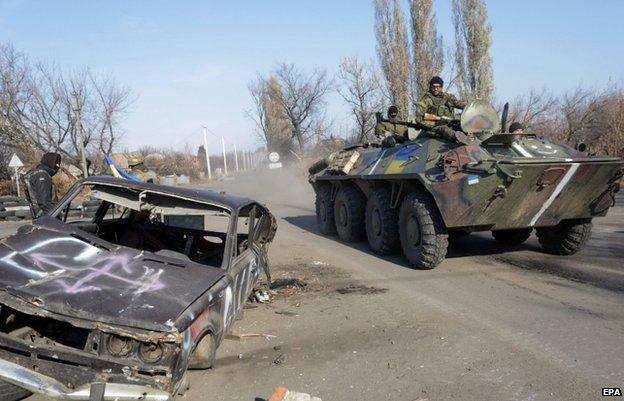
[[2, 0, 623, 154]]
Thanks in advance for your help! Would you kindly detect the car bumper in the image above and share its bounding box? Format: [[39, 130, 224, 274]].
[[0, 358, 171, 401]]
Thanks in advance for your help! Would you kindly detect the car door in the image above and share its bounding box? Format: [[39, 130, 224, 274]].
[[223, 205, 261, 329]]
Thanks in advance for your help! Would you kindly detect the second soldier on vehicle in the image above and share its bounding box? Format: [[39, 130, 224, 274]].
[[375, 105, 409, 141], [415, 76, 468, 142]]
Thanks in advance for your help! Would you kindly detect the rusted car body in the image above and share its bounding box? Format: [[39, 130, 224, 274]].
[[0, 177, 276, 400], [309, 101, 623, 269]]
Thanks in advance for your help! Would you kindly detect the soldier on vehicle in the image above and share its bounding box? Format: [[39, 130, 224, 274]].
[[127, 153, 158, 183], [415, 76, 468, 142], [508, 122, 525, 134], [375, 105, 409, 141], [26, 152, 61, 217]]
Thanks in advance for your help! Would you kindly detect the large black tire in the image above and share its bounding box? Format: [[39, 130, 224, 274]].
[[398, 192, 448, 269], [334, 186, 366, 242], [0, 380, 31, 401], [315, 185, 336, 235], [365, 188, 400, 255], [491, 228, 532, 245], [536, 218, 592, 255], [188, 334, 216, 369]]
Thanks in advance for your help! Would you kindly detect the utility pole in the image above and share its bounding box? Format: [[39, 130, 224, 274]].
[[202, 126, 212, 180], [221, 136, 228, 175], [71, 92, 88, 178], [233, 144, 239, 171]]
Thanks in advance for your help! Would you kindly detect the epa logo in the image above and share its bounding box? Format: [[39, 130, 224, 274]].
[[602, 387, 622, 396]]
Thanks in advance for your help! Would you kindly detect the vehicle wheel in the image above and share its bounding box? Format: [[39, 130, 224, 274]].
[[188, 333, 216, 369], [0, 380, 31, 401], [536, 218, 592, 255], [399, 192, 448, 269], [491, 228, 532, 245], [334, 186, 366, 242], [365, 188, 400, 255], [315, 185, 336, 235]]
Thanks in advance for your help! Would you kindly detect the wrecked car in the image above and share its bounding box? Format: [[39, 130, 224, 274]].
[[0, 176, 276, 400]]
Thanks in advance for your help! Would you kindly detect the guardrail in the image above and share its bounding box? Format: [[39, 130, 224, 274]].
[[0, 197, 102, 221]]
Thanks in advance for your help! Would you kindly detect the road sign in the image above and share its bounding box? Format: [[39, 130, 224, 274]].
[[8, 154, 24, 198], [8, 153, 23, 168], [268, 152, 280, 163]]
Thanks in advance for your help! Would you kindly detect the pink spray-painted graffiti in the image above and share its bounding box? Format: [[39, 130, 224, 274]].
[[0, 235, 165, 295]]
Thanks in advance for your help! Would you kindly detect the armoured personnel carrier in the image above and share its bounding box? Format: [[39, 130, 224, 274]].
[[308, 101, 623, 269]]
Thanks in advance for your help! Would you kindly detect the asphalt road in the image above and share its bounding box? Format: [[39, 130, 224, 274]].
[[187, 168, 624, 401], [19, 167, 624, 401]]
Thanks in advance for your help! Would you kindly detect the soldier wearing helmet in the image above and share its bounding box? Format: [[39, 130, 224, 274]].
[[127, 153, 158, 183], [415, 76, 467, 142]]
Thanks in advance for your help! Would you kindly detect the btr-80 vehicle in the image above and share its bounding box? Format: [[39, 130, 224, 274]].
[[308, 101, 623, 269]]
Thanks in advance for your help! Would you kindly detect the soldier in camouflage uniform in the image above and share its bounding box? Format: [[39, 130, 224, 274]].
[[127, 153, 158, 183], [415, 76, 468, 142], [375, 105, 409, 141]]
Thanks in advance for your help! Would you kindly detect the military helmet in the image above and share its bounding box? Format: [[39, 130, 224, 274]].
[[127, 152, 144, 167]]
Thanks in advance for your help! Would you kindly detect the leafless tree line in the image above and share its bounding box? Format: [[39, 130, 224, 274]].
[[0, 43, 130, 174], [373, 0, 493, 112], [248, 63, 332, 156]]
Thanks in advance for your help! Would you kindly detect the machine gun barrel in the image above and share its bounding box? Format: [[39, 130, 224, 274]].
[[375, 112, 430, 130]]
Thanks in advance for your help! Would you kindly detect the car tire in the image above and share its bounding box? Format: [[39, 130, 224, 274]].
[[315, 185, 336, 235], [365, 188, 400, 255], [0, 379, 31, 401], [334, 186, 366, 242], [491, 228, 532, 245], [188, 333, 216, 369], [399, 192, 448, 269], [536, 218, 592, 255]]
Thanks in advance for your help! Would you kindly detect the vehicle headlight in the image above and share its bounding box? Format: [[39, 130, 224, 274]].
[[106, 335, 133, 357], [138, 341, 164, 364]]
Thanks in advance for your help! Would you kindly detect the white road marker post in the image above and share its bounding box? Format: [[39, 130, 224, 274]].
[[202, 126, 212, 180]]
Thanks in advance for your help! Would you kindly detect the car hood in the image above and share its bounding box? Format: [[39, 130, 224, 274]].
[[0, 219, 226, 332]]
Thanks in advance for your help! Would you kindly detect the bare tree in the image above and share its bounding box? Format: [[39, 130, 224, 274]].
[[409, 0, 444, 103], [506, 88, 558, 133], [559, 86, 624, 156], [374, 0, 410, 118], [452, 0, 493, 101], [267, 63, 332, 153], [338, 57, 383, 142], [247, 75, 293, 155], [0, 43, 131, 171]]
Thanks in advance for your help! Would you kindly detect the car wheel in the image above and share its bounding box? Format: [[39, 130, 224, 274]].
[[188, 334, 216, 369], [315, 184, 336, 235], [0, 380, 31, 401], [399, 192, 448, 269], [334, 186, 366, 242], [536, 218, 592, 255], [491, 228, 532, 245], [365, 188, 400, 255]]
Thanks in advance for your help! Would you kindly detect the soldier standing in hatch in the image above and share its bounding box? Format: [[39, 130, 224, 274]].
[[26, 152, 61, 217], [415, 76, 467, 142], [508, 122, 525, 134], [375, 105, 409, 140]]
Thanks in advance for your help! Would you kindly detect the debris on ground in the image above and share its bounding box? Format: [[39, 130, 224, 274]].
[[251, 289, 271, 303], [275, 310, 299, 316], [273, 353, 286, 365], [270, 278, 308, 289], [335, 284, 388, 295], [268, 387, 322, 401], [226, 332, 277, 341]]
